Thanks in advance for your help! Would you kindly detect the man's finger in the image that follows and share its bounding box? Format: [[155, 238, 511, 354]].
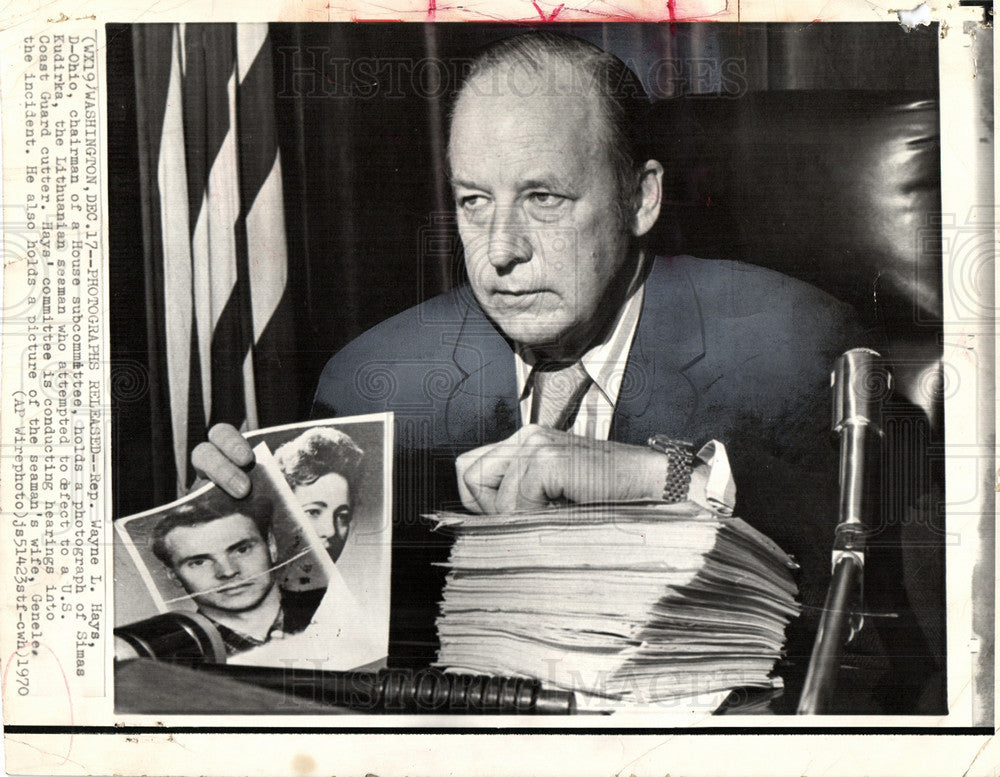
[[456, 434, 520, 512], [191, 442, 251, 498], [455, 448, 484, 513], [494, 446, 555, 513], [458, 445, 511, 514], [208, 424, 254, 467], [455, 449, 484, 513], [459, 434, 542, 514], [492, 450, 530, 513], [456, 426, 576, 513]]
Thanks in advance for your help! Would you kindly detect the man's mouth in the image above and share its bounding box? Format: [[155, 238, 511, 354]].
[[495, 288, 545, 296], [492, 289, 549, 304], [218, 582, 252, 594]]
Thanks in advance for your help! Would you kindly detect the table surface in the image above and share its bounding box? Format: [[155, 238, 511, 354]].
[[115, 658, 785, 717], [115, 658, 347, 715]]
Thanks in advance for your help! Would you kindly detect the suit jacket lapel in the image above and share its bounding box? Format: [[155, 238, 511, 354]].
[[611, 256, 707, 444], [444, 293, 519, 448]]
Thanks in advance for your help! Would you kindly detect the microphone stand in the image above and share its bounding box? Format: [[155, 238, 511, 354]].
[[797, 348, 888, 715]]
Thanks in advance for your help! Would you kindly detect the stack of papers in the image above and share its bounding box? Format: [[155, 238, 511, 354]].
[[433, 501, 800, 711]]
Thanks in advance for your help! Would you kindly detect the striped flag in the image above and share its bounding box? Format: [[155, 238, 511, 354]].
[[134, 23, 292, 498]]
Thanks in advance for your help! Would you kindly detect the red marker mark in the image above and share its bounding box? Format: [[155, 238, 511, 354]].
[[532, 1, 565, 21], [428, 0, 437, 20], [666, 0, 678, 34]]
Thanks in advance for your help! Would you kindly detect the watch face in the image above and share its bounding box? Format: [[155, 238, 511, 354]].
[[648, 435, 694, 456]]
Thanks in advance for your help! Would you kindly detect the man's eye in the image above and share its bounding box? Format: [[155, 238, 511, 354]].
[[335, 506, 353, 524], [234, 542, 254, 555], [527, 192, 565, 208], [185, 559, 205, 569], [305, 508, 322, 519], [458, 194, 488, 211]]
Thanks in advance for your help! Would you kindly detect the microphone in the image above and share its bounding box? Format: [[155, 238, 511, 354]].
[[114, 611, 229, 665], [194, 664, 578, 715], [831, 347, 888, 544], [798, 348, 890, 714]]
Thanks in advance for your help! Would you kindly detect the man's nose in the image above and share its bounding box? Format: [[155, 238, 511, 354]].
[[213, 558, 239, 579], [486, 207, 532, 269]]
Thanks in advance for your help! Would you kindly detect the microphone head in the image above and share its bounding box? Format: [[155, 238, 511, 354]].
[[831, 348, 891, 434], [114, 611, 228, 664]]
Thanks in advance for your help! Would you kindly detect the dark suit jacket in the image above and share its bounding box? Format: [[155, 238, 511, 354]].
[[313, 255, 944, 714]]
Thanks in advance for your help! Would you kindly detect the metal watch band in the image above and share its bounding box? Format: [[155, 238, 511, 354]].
[[647, 435, 694, 503]]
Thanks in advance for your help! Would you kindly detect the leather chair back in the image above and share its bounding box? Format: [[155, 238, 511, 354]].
[[649, 90, 942, 423]]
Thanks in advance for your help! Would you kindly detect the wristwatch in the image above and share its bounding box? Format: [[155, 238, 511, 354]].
[[647, 435, 695, 503]]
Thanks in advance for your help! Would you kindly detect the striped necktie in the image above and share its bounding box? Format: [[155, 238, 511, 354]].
[[529, 361, 592, 431]]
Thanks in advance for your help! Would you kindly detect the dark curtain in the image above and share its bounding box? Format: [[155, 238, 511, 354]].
[[109, 22, 939, 515]]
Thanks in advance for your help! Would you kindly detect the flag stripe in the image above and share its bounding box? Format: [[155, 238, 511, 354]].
[[205, 66, 250, 428], [182, 24, 235, 240], [184, 25, 237, 426], [235, 23, 268, 83], [237, 27, 289, 350], [132, 24, 181, 498], [185, 321, 208, 486], [246, 159, 289, 342], [236, 29, 280, 210], [157, 26, 195, 486]]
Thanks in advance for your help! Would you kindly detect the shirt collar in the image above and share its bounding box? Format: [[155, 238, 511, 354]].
[[203, 604, 287, 655], [515, 281, 645, 409]]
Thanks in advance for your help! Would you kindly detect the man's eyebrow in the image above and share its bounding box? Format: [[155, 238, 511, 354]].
[[176, 552, 212, 565], [451, 176, 574, 191], [519, 177, 571, 191], [450, 178, 484, 190], [302, 500, 328, 508]]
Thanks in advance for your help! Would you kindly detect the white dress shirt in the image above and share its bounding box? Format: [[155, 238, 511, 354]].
[[514, 284, 645, 441]]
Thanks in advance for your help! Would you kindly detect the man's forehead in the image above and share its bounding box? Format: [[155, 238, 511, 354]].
[[448, 84, 606, 181], [453, 68, 603, 125], [164, 513, 261, 550]]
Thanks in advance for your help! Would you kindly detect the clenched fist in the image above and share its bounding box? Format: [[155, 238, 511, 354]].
[[455, 424, 687, 513]]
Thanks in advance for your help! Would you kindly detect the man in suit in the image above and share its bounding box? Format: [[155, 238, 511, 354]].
[[195, 31, 940, 712]]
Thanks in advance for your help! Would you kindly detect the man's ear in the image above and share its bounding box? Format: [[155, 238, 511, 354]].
[[267, 532, 278, 562], [165, 567, 179, 585], [631, 159, 664, 238]]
